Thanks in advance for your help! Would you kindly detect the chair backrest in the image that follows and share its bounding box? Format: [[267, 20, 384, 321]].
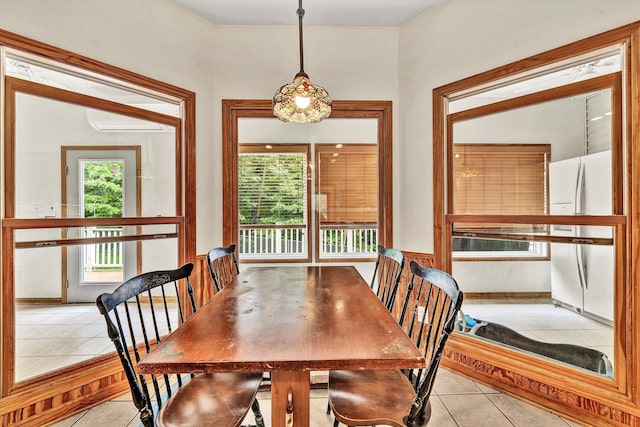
[[96, 263, 195, 427], [398, 260, 463, 425], [207, 243, 240, 293], [370, 245, 405, 312]]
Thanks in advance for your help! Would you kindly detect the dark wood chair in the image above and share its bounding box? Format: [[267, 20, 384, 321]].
[[96, 263, 265, 427], [326, 245, 405, 415], [328, 260, 464, 427], [371, 244, 405, 313], [207, 243, 240, 293]]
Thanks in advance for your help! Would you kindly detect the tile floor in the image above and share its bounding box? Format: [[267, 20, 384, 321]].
[[15, 303, 113, 381], [19, 299, 609, 426], [48, 368, 584, 427], [15, 298, 615, 382]]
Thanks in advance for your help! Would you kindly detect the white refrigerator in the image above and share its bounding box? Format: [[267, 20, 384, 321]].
[[549, 150, 614, 324]]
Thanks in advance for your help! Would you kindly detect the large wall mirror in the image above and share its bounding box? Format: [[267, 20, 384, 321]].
[[434, 26, 638, 425], [450, 70, 622, 379], [1, 43, 195, 412]]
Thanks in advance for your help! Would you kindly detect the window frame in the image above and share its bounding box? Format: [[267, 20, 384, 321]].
[[432, 30, 631, 425], [315, 143, 379, 261], [0, 32, 195, 407], [237, 143, 311, 262], [222, 99, 393, 263]]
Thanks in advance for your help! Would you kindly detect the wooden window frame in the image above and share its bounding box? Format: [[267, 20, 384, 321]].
[[222, 100, 393, 262], [451, 143, 551, 261], [315, 143, 379, 261]]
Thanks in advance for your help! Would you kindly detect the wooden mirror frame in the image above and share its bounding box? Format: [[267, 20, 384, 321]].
[[433, 22, 640, 425], [221, 99, 394, 253], [0, 29, 196, 425]]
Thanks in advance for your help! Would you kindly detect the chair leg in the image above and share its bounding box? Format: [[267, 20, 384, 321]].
[[251, 399, 265, 427], [326, 400, 332, 414], [333, 419, 340, 427]]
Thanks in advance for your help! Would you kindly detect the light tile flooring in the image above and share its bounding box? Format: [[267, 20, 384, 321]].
[[48, 368, 584, 427], [15, 303, 113, 381], [18, 300, 608, 426]]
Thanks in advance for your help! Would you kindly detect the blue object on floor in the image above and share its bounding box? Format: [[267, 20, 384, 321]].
[[465, 314, 477, 328]]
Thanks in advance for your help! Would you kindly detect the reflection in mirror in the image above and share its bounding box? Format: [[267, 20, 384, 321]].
[[450, 81, 617, 378], [6, 53, 181, 116], [11, 84, 181, 383], [453, 225, 615, 378], [13, 227, 179, 382], [14, 93, 178, 219]]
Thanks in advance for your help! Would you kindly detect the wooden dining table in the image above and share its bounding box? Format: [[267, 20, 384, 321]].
[[137, 265, 425, 427]]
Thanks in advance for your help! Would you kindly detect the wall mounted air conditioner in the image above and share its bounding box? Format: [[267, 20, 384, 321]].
[[86, 107, 175, 132]]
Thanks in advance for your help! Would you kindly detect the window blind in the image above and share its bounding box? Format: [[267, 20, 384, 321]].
[[453, 144, 550, 228], [317, 144, 377, 224]]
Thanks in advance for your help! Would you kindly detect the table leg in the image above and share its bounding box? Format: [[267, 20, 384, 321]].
[[271, 371, 310, 427]]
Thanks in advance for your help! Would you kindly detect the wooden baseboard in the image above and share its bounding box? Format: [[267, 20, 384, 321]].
[[0, 354, 129, 426], [463, 292, 551, 299], [15, 298, 62, 305]]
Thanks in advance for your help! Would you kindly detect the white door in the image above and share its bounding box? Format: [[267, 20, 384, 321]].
[[64, 149, 138, 303]]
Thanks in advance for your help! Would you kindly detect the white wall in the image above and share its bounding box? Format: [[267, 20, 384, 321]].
[[453, 98, 586, 161], [0, 0, 400, 254], [239, 118, 378, 144], [397, 0, 640, 294], [1, 0, 639, 259], [398, 0, 640, 253]]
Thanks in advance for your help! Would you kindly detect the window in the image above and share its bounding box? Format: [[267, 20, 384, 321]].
[[452, 144, 550, 258], [238, 144, 310, 260], [222, 99, 393, 264], [316, 144, 378, 259], [237, 143, 379, 261]]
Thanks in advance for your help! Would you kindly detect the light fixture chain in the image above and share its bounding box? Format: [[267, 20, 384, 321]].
[[272, 0, 331, 123], [297, 0, 305, 74]]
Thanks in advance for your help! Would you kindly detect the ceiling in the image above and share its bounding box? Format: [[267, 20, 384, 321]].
[[174, 0, 447, 27]]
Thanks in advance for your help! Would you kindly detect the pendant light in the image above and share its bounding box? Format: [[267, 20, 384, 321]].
[[273, 0, 332, 123]]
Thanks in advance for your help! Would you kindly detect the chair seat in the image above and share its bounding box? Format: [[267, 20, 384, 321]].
[[328, 369, 426, 427], [158, 372, 263, 427]]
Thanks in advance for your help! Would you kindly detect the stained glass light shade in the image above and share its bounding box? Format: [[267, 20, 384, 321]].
[[273, 72, 332, 123]]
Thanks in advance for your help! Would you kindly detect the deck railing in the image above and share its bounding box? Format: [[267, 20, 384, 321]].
[[319, 225, 377, 257], [239, 225, 306, 258], [83, 226, 123, 270], [239, 224, 377, 258]]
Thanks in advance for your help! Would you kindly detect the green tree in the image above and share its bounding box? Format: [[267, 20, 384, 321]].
[[238, 153, 304, 225], [83, 161, 123, 218]]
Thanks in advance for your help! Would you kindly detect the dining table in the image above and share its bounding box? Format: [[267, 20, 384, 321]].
[[137, 265, 425, 427]]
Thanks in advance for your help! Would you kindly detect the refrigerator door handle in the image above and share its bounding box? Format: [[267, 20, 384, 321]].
[[576, 242, 587, 290], [574, 161, 587, 290], [575, 162, 585, 214]]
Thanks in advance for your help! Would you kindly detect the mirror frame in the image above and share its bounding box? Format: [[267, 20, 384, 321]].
[[0, 29, 196, 425], [433, 22, 640, 424]]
